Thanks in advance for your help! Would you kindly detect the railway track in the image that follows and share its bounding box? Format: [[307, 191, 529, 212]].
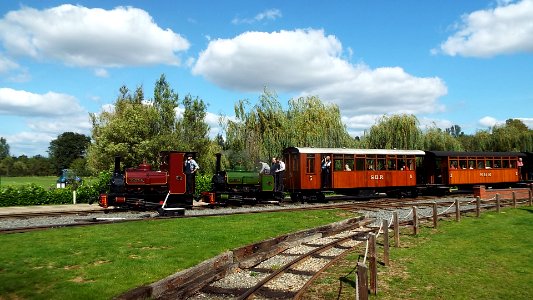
[[0, 195, 472, 234], [190, 224, 376, 300]]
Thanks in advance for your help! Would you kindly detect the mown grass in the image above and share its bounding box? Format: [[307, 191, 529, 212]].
[[0, 176, 59, 188], [306, 206, 533, 300], [0, 209, 356, 300]]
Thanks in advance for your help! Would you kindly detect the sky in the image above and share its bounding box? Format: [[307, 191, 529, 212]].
[[0, 0, 532, 157]]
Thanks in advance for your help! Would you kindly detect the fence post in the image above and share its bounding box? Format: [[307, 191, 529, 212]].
[[512, 192, 517, 208], [455, 199, 460, 222], [412, 206, 418, 235], [432, 202, 438, 228], [496, 193, 501, 213], [357, 262, 368, 300], [73, 190, 77, 205], [476, 196, 481, 217], [382, 219, 390, 266], [529, 189, 532, 207], [393, 211, 400, 247], [369, 233, 377, 295]]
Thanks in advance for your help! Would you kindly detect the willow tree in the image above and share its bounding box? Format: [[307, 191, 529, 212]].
[[224, 91, 355, 169], [491, 119, 532, 152], [87, 75, 181, 172], [224, 89, 286, 169], [422, 126, 463, 151], [286, 96, 354, 148], [361, 114, 422, 149]]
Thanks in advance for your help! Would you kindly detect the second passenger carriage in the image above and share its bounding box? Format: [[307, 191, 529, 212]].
[[283, 147, 426, 201]]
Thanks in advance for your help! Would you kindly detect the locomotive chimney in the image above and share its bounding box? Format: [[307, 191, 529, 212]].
[[114, 156, 121, 174], [215, 153, 222, 173]]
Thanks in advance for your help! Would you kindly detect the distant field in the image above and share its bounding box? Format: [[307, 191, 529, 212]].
[[0, 176, 96, 188], [0, 176, 58, 188]]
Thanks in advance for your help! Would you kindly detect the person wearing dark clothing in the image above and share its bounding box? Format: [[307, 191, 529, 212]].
[[271, 157, 279, 191], [184, 155, 199, 194], [275, 158, 286, 192], [321, 155, 331, 188]]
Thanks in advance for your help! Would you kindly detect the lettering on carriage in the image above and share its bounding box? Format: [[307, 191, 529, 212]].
[[370, 175, 384, 180], [479, 172, 492, 177]]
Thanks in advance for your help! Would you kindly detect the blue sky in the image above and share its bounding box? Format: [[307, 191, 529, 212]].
[[0, 0, 532, 157]]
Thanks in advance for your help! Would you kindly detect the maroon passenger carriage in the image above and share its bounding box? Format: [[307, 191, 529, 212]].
[[283, 147, 425, 201]]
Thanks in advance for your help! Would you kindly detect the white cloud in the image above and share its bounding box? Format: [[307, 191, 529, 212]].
[[4, 131, 56, 157], [232, 8, 282, 24], [94, 68, 109, 78], [193, 29, 447, 117], [478, 116, 502, 128], [517, 117, 533, 128], [419, 117, 454, 130], [0, 4, 190, 67], [0, 88, 86, 117], [0, 54, 19, 73], [435, 0, 533, 57]]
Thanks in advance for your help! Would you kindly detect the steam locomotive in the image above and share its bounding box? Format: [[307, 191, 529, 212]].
[[98, 151, 194, 214], [200, 154, 284, 206]]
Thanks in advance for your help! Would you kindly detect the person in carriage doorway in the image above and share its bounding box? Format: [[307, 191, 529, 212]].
[[275, 157, 286, 192], [271, 157, 279, 191], [321, 155, 332, 188], [185, 154, 199, 194], [517, 157, 524, 181]]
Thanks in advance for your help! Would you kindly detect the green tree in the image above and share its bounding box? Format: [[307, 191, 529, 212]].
[[48, 132, 91, 175], [88, 74, 212, 173], [361, 114, 422, 149], [445, 125, 463, 138], [423, 126, 463, 151], [178, 94, 213, 173], [224, 91, 354, 169], [491, 119, 532, 151], [0, 137, 9, 159]]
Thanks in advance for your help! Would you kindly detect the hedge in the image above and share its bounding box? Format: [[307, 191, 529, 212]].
[[0, 172, 213, 207]]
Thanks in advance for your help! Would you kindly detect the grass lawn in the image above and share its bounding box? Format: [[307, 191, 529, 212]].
[[306, 206, 533, 300], [0, 209, 356, 300], [0, 176, 59, 188], [0, 176, 97, 189]]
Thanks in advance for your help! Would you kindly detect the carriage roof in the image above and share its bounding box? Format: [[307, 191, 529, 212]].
[[283, 147, 425, 156]]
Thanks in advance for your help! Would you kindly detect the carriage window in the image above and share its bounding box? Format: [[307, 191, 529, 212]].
[[450, 159, 458, 169], [459, 159, 467, 169], [306, 154, 315, 173], [366, 158, 375, 170], [345, 157, 354, 171], [333, 155, 343, 171], [387, 156, 397, 170], [485, 160, 492, 169], [468, 159, 475, 169], [493, 159, 501, 168], [377, 156, 386, 170], [407, 158, 415, 170], [356, 157, 365, 170], [477, 160, 485, 169], [502, 159, 510, 168]]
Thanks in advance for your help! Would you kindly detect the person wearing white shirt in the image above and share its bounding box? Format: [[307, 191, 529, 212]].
[[275, 158, 286, 192]]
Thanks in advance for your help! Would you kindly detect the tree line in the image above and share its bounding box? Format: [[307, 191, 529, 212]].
[[0, 74, 531, 177]]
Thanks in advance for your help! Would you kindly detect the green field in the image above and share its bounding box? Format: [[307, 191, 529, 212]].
[[0, 176, 59, 188], [0, 209, 355, 300], [308, 206, 533, 299], [0, 176, 96, 188]]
